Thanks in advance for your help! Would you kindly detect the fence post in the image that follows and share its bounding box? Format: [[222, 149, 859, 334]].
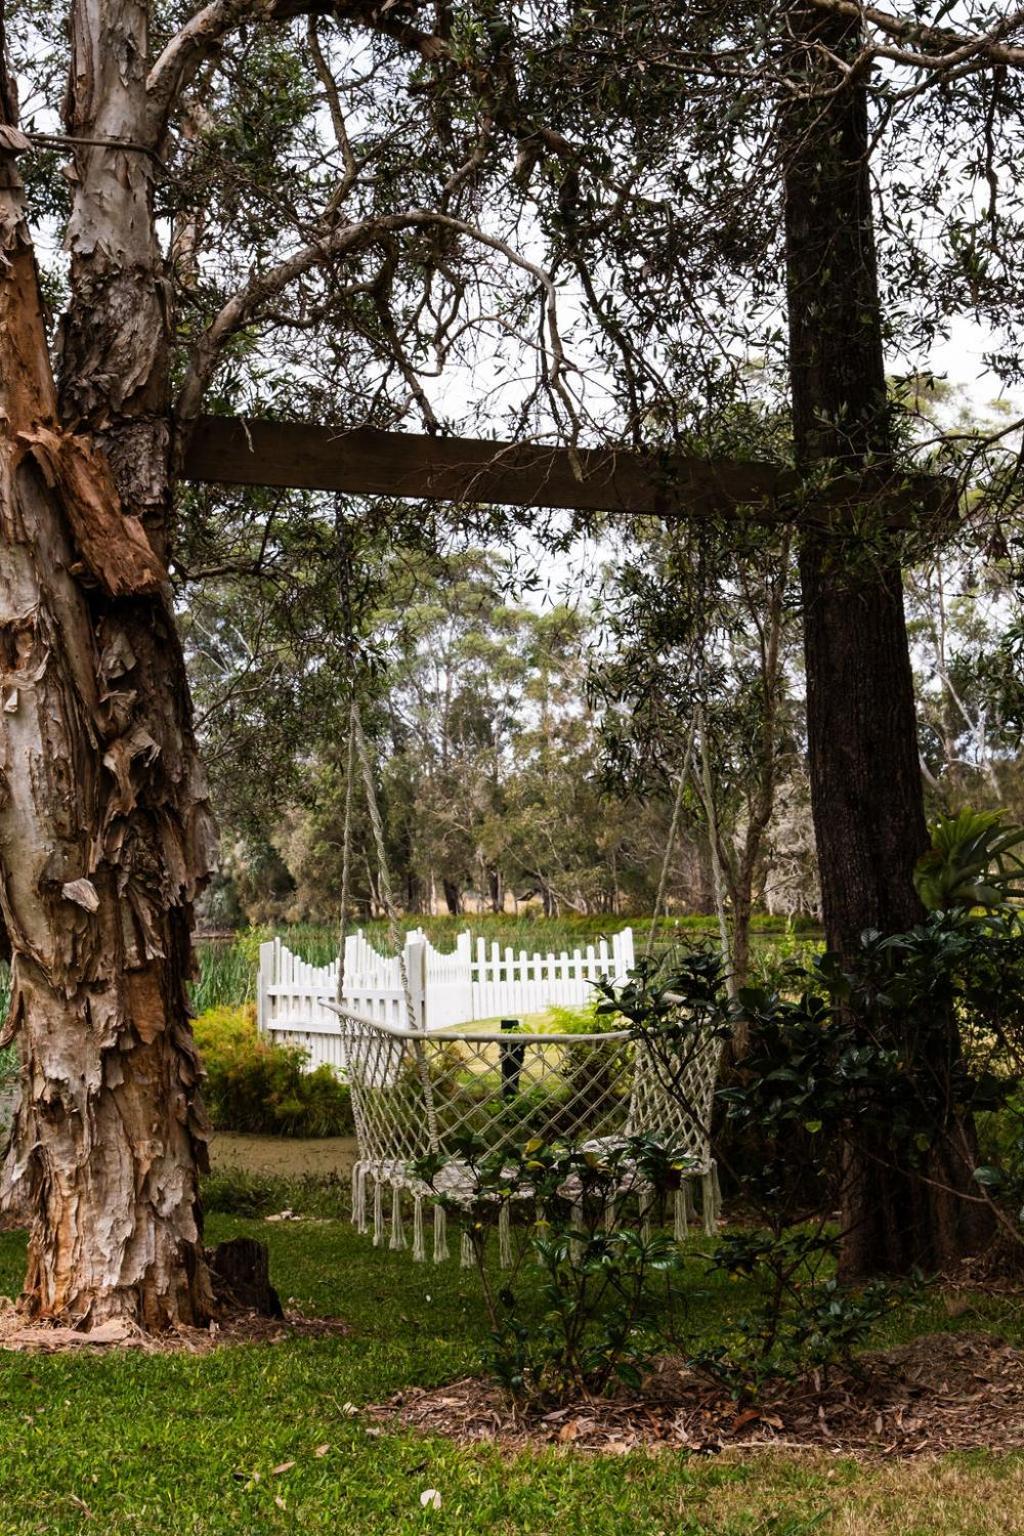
[[406, 935, 428, 1028], [257, 939, 276, 1037], [500, 1018, 524, 1099]]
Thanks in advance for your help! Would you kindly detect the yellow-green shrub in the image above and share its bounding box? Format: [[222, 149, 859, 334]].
[[193, 1005, 354, 1137]]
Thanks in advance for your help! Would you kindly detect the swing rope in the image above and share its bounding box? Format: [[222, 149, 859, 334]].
[[335, 696, 359, 1006], [644, 718, 697, 964]]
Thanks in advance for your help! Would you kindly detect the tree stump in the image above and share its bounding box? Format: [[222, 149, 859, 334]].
[[207, 1238, 283, 1318]]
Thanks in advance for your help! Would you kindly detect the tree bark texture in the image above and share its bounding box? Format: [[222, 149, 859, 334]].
[[0, 5, 217, 1327], [782, 3, 987, 1276]]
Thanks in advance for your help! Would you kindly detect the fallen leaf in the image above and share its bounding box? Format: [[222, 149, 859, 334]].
[[732, 1408, 760, 1431], [419, 1489, 442, 1510], [271, 1461, 296, 1476], [314, 1443, 330, 1457]]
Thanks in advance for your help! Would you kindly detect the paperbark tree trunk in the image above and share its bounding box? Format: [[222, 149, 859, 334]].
[[782, 3, 988, 1276], [0, 6, 217, 1327]]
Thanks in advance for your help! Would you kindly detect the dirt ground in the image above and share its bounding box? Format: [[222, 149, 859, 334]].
[[371, 1330, 1024, 1459], [208, 1131, 359, 1178], [0, 1295, 350, 1354]]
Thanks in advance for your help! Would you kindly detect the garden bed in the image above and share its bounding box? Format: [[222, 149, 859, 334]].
[[0, 1298, 350, 1355], [370, 1329, 1024, 1460]]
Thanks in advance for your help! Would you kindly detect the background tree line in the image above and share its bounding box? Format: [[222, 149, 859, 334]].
[[183, 416, 1024, 961]]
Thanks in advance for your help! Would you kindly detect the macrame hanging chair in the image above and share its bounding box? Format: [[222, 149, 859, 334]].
[[329, 699, 723, 1266]]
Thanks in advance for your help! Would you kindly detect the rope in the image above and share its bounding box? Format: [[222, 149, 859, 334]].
[[645, 717, 697, 963], [351, 704, 419, 1033], [349, 699, 442, 1157], [696, 705, 735, 993], [335, 696, 359, 1005]]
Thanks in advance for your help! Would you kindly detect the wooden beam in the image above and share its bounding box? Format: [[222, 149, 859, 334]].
[[181, 415, 952, 525]]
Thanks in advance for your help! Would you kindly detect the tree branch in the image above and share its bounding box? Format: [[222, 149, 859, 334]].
[[805, 0, 1024, 71], [174, 209, 572, 431]]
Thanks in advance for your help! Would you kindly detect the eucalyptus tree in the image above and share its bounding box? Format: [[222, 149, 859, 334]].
[[539, 0, 1024, 1270], [0, 0, 670, 1328]]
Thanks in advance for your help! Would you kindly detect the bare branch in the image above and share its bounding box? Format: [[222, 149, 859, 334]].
[[805, 0, 1024, 72], [175, 209, 573, 434]]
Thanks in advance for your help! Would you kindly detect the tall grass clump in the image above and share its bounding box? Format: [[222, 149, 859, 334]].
[[192, 931, 263, 1012]]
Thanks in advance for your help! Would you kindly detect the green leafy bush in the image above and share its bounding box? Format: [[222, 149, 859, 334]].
[[194, 1005, 354, 1137], [415, 1133, 691, 1405], [601, 946, 905, 1396], [914, 807, 1024, 911]]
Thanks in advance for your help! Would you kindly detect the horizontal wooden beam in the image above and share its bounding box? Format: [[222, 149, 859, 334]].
[[181, 415, 951, 525]]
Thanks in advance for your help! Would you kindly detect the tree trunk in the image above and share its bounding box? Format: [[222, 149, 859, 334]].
[[0, 7, 217, 1327], [442, 878, 462, 916], [782, 3, 987, 1275]]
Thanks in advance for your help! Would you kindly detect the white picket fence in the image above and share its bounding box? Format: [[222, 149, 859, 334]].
[[258, 927, 634, 1072]]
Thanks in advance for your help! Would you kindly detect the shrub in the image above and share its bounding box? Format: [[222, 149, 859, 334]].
[[194, 1005, 354, 1137], [202, 1168, 347, 1218], [415, 1133, 690, 1405], [601, 946, 904, 1396]]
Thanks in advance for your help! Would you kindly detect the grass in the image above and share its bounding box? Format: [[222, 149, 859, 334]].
[[0, 1187, 1022, 1535]]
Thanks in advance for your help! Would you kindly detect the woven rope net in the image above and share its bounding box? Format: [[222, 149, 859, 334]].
[[331, 1005, 723, 1264], [331, 697, 723, 1266]]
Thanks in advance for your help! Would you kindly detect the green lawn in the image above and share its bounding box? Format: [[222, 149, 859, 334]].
[[0, 1213, 1022, 1536]]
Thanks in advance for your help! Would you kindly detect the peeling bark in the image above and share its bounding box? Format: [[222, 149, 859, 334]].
[[0, 9, 217, 1328]]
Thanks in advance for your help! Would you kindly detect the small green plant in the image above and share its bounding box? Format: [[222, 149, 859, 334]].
[[194, 1005, 354, 1137], [415, 1132, 691, 1405], [914, 807, 1024, 911], [693, 1239, 899, 1397]]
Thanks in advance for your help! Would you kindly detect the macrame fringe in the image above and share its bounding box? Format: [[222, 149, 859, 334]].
[[352, 1161, 367, 1234], [433, 1202, 449, 1263], [640, 1187, 653, 1243], [390, 1185, 406, 1251], [498, 1202, 513, 1270], [702, 1168, 719, 1236], [570, 1197, 585, 1264], [412, 1194, 426, 1262], [674, 1184, 689, 1241], [373, 1176, 384, 1247], [460, 1229, 475, 1269]]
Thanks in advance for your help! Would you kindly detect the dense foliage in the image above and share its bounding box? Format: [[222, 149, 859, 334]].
[[193, 1006, 354, 1137]]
